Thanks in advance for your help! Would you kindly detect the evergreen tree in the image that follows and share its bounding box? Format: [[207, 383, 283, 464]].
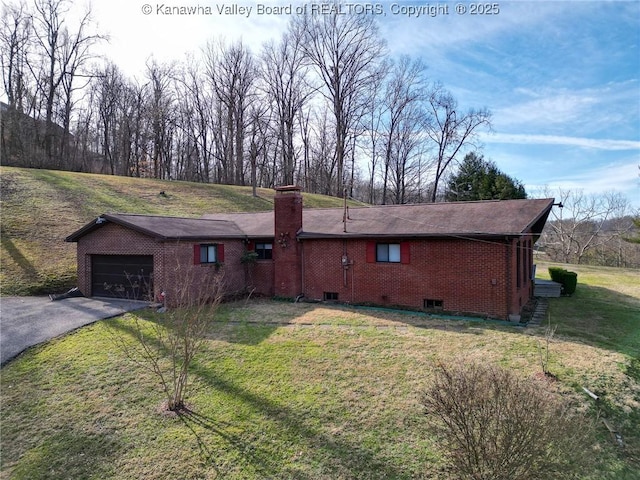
[[445, 152, 526, 201]]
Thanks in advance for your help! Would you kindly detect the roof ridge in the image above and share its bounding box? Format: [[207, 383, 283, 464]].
[[202, 210, 272, 216], [347, 198, 552, 208], [107, 212, 238, 222]]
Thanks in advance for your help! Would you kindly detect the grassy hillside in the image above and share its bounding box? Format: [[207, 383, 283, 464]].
[[0, 167, 358, 295]]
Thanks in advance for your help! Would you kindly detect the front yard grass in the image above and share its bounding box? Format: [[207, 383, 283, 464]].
[[1, 265, 639, 479]]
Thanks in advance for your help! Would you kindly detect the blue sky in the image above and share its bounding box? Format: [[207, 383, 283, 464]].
[[80, 1, 639, 207]]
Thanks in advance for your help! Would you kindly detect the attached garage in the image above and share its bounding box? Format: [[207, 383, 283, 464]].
[[91, 254, 153, 299], [66, 213, 248, 302]]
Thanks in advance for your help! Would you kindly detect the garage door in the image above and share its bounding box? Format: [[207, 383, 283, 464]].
[[91, 255, 153, 300]]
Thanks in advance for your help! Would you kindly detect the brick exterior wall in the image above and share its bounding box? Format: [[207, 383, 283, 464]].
[[74, 198, 536, 320], [162, 240, 246, 304], [248, 261, 275, 296], [301, 236, 533, 319], [76, 223, 248, 303]]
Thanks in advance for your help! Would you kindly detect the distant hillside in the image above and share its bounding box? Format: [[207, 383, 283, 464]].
[[0, 167, 360, 295]]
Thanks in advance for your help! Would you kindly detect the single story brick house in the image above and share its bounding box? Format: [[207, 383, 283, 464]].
[[66, 186, 554, 320]]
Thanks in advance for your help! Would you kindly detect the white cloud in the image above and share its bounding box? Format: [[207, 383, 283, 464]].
[[381, 1, 571, 58], [496, 94, 599, 128], [485, 133, 640, 151], [493, 80, 640, 135], [527, 159, 640, 207]]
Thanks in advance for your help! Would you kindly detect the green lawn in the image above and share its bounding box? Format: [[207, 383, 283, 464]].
[[536, 262, 640, 357], [1, 265, 639, 479]]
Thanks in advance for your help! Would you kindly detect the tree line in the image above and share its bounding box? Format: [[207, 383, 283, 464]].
[[1, 0, 492, 203], [538, 189, 639, 268]]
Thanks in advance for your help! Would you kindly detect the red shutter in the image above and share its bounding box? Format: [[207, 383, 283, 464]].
[[247, 240, 255, 251], [217, 244, 225, 263], [366, 241, 376, 263], [193, 244, 201, 265], [401, 241, 411, 264]]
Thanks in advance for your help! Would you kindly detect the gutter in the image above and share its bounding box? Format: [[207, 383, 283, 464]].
[[505, 236, 511, 319], [297, 232, 522, 240]]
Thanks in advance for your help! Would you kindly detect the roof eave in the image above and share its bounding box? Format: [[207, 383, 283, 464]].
[[66, 214, 248, 242], [521, 198, 555, 236], [65, 216, 110, 242], [297, 232, 519, 240], [164, 234, 247, 241]]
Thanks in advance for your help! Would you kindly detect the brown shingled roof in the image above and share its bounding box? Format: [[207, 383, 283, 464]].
[[202, 198, 554, 238], [66, 213, 245, 242], [201, 211, 273, 237], [299, 198, 555, 238], [67, 198, 554, 243]]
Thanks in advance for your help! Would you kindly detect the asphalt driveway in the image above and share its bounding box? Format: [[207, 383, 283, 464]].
[[1, 296, 148, 366]]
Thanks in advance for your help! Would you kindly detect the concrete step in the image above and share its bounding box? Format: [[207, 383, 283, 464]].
[[527, 298, 549, 327], [534, 279, 562, 298]]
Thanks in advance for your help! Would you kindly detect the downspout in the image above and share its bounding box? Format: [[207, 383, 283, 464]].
[[342, 239, 355, 302], [505, 237, 511, 319], [343, 239, 348, 288], [300, 239, 305, 299], [351, 242, 356, 304]]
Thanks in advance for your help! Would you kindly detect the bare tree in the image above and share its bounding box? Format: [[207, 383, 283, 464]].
[[94, 62, 124, 174], [203, 38, 255, 185], [0, 1, 33, 163], [306, 108, 337, 195], [246, 101, 273, 196], [175, 55, 216, 182], [540, 189, 632, 265], [296, 3, 387, 195], [425, 83, 492, 202], [144, 58, 175, 179], [259, 28, 312, 186], [30, 0, 102, 167], [380, 56, 430, 204], [109, 259, 225, 413], [0, 1, 31, 111], [357, 58, 389, 204]]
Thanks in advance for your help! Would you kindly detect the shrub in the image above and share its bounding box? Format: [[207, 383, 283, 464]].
[[548, 267, 578, 295], [548, 266, 567, 283], [562, 271, 578, 295], [422, 362, 595, 480]]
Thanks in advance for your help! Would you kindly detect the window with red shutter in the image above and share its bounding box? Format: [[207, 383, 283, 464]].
[[366, 241, 376, 263], [401, 241, 411, 264], [197, 244, 222, 264], [375, 243, 402, 263]]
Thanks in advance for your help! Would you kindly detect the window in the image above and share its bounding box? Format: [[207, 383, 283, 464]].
[[200, 244, 218, 263], [377, 243, 401, 263], [255, 242, 273, 260], [324, 292, 339, 301], [424, 299, 443, 310], [366, 241, 410, 264], [194, 244, 224, 265]]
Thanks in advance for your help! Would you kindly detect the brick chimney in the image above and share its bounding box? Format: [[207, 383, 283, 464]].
[[273, 185, 303, 298]]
